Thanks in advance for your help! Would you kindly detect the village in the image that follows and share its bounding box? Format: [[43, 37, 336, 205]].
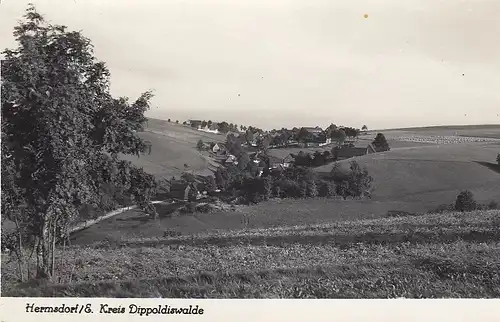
[[165, 119, 381, 203]]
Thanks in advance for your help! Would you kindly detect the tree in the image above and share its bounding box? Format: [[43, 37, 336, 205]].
[[262, 176, 273, 200], [372, 133, 390, 152], [175, 120, 179, 124], [218, 121, 229, 133], [296, 127, 312, 143], [362, 125, 368, 131], [307, 180, 319, 198], [244, 130, 255, 145], [1, 5, 157, 280], [168, 118, 171, 122], [196, 139, 204, 151], [347, 161, 373, 198], [331, 129, 347, 146], [257, 134, 271, 152], [454, 190, 477, 212], [201, 120, 207, 128]]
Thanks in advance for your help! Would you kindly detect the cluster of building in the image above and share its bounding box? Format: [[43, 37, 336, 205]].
[[185, 120, 219, 134]]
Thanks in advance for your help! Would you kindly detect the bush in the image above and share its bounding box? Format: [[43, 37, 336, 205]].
[[346, 161, 373, 198], [196, 204, 212, 213], [431, 203, 455, 214], [275, 179, 301, 198], [454, 190, 477, 212], [318, 180, 335, 198], [386, 210, 417, 218], [180, 202, 196, 214], [262, 176, 273, 200], [337, 181, 349, 198], [487, 201, 499, 210], [196, 140, 204, 151], [307, 180, 319, 198]]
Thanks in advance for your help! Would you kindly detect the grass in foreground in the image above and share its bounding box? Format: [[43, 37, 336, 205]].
[[2, 210, 499, 298]]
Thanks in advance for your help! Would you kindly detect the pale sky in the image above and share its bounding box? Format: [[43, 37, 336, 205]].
[[1, 0, 499, 130]]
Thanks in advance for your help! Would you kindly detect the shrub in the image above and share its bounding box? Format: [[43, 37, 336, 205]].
[[276, 179, 301, 198], [196, 204, 212, 213], [196, 140, 204, 151], [307, 180, 319, 198], [300, 181, 308, 198], [337, 181, 349, 198], [262, 176, 273, 200], [487, 201, 499, 210], [346, 161, 373, 198], [454, 190, 477, 212], [432, 204, 455, 214], [386, 211, 417, 218], [180, 202, 196, 214]]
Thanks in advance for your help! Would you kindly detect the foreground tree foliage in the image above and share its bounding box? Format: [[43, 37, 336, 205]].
[[1, 5, 157, 281]]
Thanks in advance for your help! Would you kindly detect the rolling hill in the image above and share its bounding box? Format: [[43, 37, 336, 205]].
[[121, 118, 225, 178]]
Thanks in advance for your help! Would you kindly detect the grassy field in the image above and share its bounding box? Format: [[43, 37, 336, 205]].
[[383, 124, 500, 139], [120, 118, 224, 178], [3, 210, 499, 298], [316, 142, 500, 203]]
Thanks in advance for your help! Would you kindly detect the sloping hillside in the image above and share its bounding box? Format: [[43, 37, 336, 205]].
[[316, 143, 500, 205], [4, 210, 500, 298], [120, 118, 224, 178]]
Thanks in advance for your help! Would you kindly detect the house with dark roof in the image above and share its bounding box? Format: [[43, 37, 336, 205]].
[[302, 126, 324, 134], [169, 181, 192, 201], [333, 146, 371, 160], [188, 120, 203, 129], [366, 144, 376, 154]]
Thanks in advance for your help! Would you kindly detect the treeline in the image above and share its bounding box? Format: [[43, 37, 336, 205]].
[[291, 150, 334, 167], [213, 160, 373, 205], [432, 190, 499, 213]]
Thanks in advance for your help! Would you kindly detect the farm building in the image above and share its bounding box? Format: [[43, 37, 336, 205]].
[[333, 144, 376, 160], [267, 155, 291, 170], [169, 181, 192, 201], [224, 154, 238, 166], [169, 180, 204, 201], [366, 144, 376, 154], [211, 143, 222, 153], [187, 120, 203, 129], [302, 126, 324, 135]]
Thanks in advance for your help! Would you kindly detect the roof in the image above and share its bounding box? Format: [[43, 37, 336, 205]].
[[367, 144, 376, 152], [267, 155, 284, 164], [302, 126, 323, 133], [336, 147, 367, 158]]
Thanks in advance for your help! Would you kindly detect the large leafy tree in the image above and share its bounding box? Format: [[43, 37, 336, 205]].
[[1, 5, 157, 280], [372, 133, 390, 152]]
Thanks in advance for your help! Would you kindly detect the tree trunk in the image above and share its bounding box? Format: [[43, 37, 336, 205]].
[[36, 219, 52, 280], [51, 220, 56, 278], [13, 217, 26, 282]]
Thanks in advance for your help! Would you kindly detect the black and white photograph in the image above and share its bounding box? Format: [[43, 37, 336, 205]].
[[1, 0, 500, 301]]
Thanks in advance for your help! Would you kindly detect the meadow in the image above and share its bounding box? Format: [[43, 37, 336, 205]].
[[120, 118, 224, 178], [3, 210, 499, 298]]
